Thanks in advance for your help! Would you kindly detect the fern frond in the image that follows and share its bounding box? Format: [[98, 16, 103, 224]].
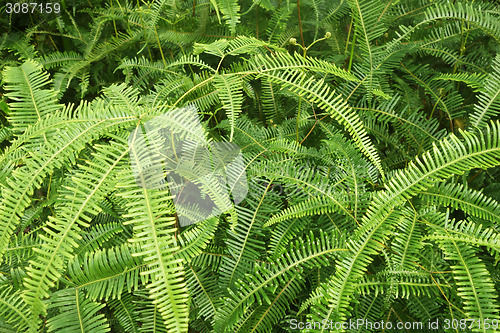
[[47, 289, 110, 333], [438, 240, 500, 330], [0, 110, 135, 262], [267, 217, 308, 260], [419, 182, 500, 223], [219, 189, 273, 288], [266, 4, 295, 43], [108, 292, 141, 333], [425, 218, 500, 260], [22, 140, 130, 316], [310, 121, 500, 327], [356, 270, 447, 299], [0, 283, 36, 332], [38, 51, 84, 70], [390, 207, 423, 271], [214, 231, 347, 332], [174, 217, 219, 263], [250, 52, 383, 177], [217, 0, 240, 35], [74, 222, 128, 256], [433, 72, 487, 93], [264, 195, 345, 227], [67, 244, 145, 301], [214, 74, 244, 141], [470, 54, 500, 131], [117, 122, 189, 333], [134, 291, 169, 333], [2, 60, 61, 133], [347, 0, 388, 99], [390, 2, 500, 48], [186, 265, 221, 323]]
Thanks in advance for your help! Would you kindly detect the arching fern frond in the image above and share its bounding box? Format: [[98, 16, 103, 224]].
[[117, 123, 189, 333], [214, 230, 347, 332], [217, 0, 240, 35], [418, 182, 500, 223], [22, 140, 130, 317], [470, 54, 500, 131], [0, 283, 36, 332], [438, 240, 499, 331], [2, 60, 61, 133], [310, 121, 500, 327], [47, 289, 110, 333], [214, 74, 243, 141], [66, 244, 145, 301], [249, 52, 383, 177]]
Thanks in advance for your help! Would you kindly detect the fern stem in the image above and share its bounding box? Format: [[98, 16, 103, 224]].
[[255, 6, 259, 39], [297, 0, 305, 49], [345, 17, 353, 55], [155, 26, 167, 67], [137, 0, 153, 61], [296, 97, 302, 143], [347, 23, 356, 73], [111, 0, 118, 38], [453, 19, 470, 75]]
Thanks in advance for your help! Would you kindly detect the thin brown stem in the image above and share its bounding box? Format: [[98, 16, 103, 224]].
[[297, 0, 305, 49]]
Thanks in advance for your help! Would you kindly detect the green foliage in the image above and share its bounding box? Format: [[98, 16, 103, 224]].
[[0, 0, 499, 332]]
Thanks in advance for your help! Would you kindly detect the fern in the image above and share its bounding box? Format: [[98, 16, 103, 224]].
[[470, 55, 500, 131], [1, 1, 500, 331], [438, 241, 499, 331], [217, 0, 240, 35], [310, 121, 500, 327], [47, 289, 110, 333], [2, 60, 61, 133]]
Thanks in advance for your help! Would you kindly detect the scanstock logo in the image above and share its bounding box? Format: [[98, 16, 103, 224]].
[[128, 105, 248, 227]]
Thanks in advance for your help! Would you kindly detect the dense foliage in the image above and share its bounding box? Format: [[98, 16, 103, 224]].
[[1, 0, 500, 332]]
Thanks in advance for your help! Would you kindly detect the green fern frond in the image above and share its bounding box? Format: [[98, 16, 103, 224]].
[[250, 52, 383, 178], [214, 231, 347, 332], [74, 222, 128, 256], [2, 60, 62, 133], [47, 289, 110, 333], [267, 217, 308, 260], [470, 54, 500, 131], [67, 244, 145, 301], [175, 217, 219, 263], [186, 265, 221, 324], [217, 0, 240, 35], [266, 4, 295, 43], [438, 240, 500, 330], [134, 290, 169, 333], [38, 51, 84, 70], [117, 123, 189, 333], [214, 74, 244, 141], [347, 0, 388, 99], [425, 218, 500, 261], [419, 182, 500, 223], [0, 283, 36, 332], [22, 140, 130, 316], [310, 121, 500, 327], [0, 111, 135, 262], [108, 292, 141, 333], [219, 187, 273, 288], [390, 207, 423, 271], [356, 270, 447, 299], [264, 195, 345, 227], [433, 72, 487, 93]]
